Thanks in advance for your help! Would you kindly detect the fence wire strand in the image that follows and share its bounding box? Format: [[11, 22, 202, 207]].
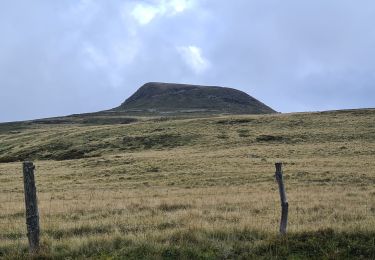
[[1, 180, 374, 248]]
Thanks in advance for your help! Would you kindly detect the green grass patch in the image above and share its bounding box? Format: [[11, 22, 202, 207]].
[[3, 229, 374, 259], [122, 133, 196, 150]]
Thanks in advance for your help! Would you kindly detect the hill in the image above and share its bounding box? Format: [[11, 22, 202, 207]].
[[114, 82, 276, 115]]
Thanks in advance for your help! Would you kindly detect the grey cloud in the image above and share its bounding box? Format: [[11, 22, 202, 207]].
[[0, 0, 374, 122]]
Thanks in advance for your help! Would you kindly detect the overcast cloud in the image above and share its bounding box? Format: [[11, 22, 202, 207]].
[[0, 0, 375, 122]]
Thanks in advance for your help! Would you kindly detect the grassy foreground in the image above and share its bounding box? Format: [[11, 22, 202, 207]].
[[0, 109, 374, 259]]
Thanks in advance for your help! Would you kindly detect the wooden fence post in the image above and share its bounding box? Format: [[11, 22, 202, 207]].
[[275, 162, 288, 235], [23, 161, 40, 252]]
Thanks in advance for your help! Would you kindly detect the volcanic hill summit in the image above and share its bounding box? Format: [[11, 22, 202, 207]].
[[115, 82, 276, 115]]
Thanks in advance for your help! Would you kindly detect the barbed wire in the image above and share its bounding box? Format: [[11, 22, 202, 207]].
[[1, 182, 374, 245], [1, 189, 373, 203], [0, 200, 373, 225]]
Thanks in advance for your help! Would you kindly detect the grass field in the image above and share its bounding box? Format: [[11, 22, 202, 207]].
[[0, 109, 375, 259]]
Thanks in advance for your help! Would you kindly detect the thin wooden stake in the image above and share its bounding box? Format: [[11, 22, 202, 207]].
[[275, 162, 288, 235], [23, 161, 40, 252]]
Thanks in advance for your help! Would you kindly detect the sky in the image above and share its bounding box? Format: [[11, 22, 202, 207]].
[[1, 0, 375, 122]]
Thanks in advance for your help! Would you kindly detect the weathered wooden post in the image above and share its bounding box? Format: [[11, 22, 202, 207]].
[[23, 161, 40, 252], [275, 162, 288, 235]]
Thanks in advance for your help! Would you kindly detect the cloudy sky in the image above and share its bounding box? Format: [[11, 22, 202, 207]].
[[1, 0, 375, 122]]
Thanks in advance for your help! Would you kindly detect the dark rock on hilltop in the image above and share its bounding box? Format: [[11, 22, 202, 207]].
[[114, 82, 276, 115]]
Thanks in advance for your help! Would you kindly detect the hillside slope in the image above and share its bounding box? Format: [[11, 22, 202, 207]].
[[0, 108, 373, 163], [114, 82, 276, 115]]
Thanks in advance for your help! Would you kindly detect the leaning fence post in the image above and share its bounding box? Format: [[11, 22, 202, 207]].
[[23, 161, 40, 252], [275, 162, 288, 235]]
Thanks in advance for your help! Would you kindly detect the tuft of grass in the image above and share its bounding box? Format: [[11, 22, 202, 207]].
[[157, 203, 192, 212], [216, 118, 255, 125], [122, 133, 195, 150], [256, 134, 285, 142]]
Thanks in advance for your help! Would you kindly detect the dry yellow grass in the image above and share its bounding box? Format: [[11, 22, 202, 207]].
[[0, 109, 374, 258]]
